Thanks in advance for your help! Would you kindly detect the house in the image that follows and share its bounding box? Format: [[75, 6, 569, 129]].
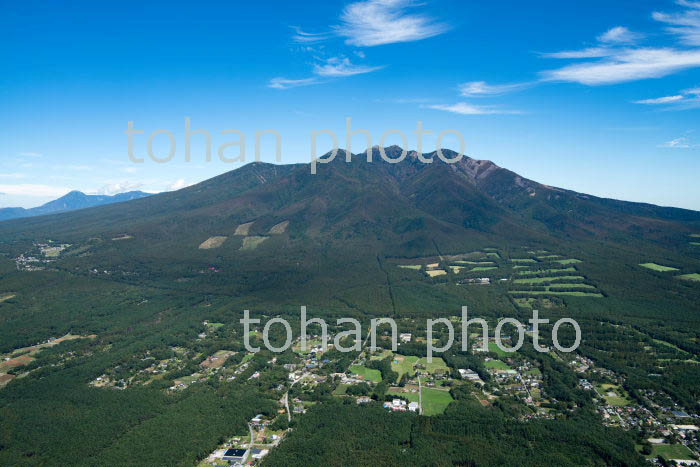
[[356, 396, 372, 404], [408, 402, 419, 412], [251, 448, 269, 460], [399, 333, 412, 343], [222, 448, 248, 462]]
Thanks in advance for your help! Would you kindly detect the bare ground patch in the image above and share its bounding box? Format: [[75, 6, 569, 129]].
[[198, 236, 228, 249]]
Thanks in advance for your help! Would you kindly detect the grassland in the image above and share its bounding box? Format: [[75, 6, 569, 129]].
[[488, 342, 514, 357], [453, 261, 494, 265], [677, 273, 700, 282], [416, 357, 449, 374], [240, 236, 268, 251], [485, 359, 512, 371], [388, 387, 453, 416], [511, 258, 536, 263], [639, 263, 679, 272], [233, 221, 254, 235], [391, 354, 419, 380], [650, 443, 694, 460], [555, 259, 582, 264], [470, 266, 497, 272], [0, 294, 15, 303], [597, 384, 632, 406], [268, 220, 289, 234], [398, 265, 421, 270], [509, 291, 603, 297], [350, 365, 382, 382], [514, 275, 584, 284], [198, 236, 227, 249], [517, 267, 577, 275]]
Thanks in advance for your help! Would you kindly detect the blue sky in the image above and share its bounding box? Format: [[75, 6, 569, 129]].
[[1, 0, 699, 209]]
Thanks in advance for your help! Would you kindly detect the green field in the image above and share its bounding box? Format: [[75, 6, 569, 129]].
[[690, 234, 700, 238], [485, 359, 512, 370], [416, 357, 449, 374], [639, 263, 679, 272], [509, 291, 603, 297], [388, 387, 454, 416], [678, 273, 700, 282], [518, 267, 577, 275], [453, 261, 494, 265], [651, 443, 694, 460], [350, 365, 382, 382], [332, 384, 348, 396], [514, 275, 585, 284], [548, 283, 595, 289], [555, 259, 582, 265], [690, 242, 700, 246], [391, 355, 419, 380], [470, 266, 498, 272], [597, 384, 631, 406], [511, 258, 536, 263], [488, 342, 514, 357], [398, 264, 421, 270]]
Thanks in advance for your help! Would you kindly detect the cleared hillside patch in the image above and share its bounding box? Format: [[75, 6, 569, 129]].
[[514, 275, 585, 284], [639, 263, 679, 272], [678, 273, 700, 282], [555, 259, 581, 265], [240, 236, 268, 251], [268, 220, 289, 234], [198, 236, 228, 249], [426, 269, 447, 277], [234, 221, 254, 235]]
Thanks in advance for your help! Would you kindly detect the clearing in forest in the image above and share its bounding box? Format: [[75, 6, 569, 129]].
[[240, 236, 268, 251], [234, 222, 254, 235], [639, 263, 679, 272], [198, 236, 228, 249]]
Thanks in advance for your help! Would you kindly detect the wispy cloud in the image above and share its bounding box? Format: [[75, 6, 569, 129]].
[[0, 173, 27, 179], [290, 26, 334, 44], [598, 26, 643, 44], [168, 179, 191, 191], [541, 47, 614, 59], [426, 102, 520, 115], [336, 0, 449, 47], [541, 48, 700, 85], [653, 1, 700, 46], [633, 94, 685, 104], [658, 136, 696, 148], [268, 77, 320, 90], [458, 81, 529, 97], [313, 57, 384, 77]]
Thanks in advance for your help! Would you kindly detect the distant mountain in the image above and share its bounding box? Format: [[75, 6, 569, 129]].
[[0, 190, 151, 222]]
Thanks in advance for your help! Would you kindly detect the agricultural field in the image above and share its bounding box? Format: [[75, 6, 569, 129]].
[[517, 267, 577, 275], [639, 263, 679, 272], [398, 264, 421, 270], [426, 269, 447, 277], [514, 275, 585, 284], [677, 273, 700, 282], [233, 222, 254, 235], [350, 365, 382, 382], [470, 266, 498, 272], [511, 258, 536, 263], [510, 291, 603, 297]]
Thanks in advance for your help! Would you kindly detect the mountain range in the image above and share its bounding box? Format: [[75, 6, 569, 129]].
[[0, 190, 151, 222]]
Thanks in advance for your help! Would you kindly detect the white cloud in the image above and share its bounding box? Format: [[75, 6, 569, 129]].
[[598, 26, 643, 44], [18, 152, 43, 158], [542, 47, 614, 59], [313, 57, 384, 77], [634, 94, 685, 104], [169, 179, 190, 191], [93, 181, 144, 196], [427, 102, 520, 115], [458, 81, 528, 96], [658, 136, 695, 148], [0, 173, 27, 179], [337, 0, 448, 47], [268, 77, 319, 89], [542, 48, 700, 85], [0, 184, 70, 197]]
